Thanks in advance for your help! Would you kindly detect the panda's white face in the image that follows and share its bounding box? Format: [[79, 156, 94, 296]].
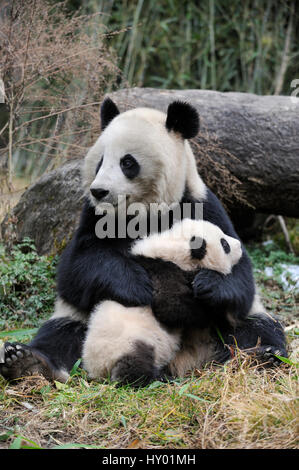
[[132, 219, 242, 275], [84, 108, 188, 212]]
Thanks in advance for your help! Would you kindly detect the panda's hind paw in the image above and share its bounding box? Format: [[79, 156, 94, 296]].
[[0, 342, 58, 382], [110, 358, 157, 388], [110, 345, 159, 388]]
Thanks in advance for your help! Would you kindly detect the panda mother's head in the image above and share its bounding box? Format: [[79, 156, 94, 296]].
[[83, 98, 206, 212]]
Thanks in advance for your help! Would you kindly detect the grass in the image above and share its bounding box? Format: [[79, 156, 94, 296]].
[[0, 238, 298, 449], [0, 359, 298, 449]]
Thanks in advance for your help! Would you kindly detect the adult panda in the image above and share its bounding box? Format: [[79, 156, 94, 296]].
[[0, 99, 287, 383]]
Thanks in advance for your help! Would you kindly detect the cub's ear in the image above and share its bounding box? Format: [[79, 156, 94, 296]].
[[166, 101, 199, 139], [100, 97, 120, 131]]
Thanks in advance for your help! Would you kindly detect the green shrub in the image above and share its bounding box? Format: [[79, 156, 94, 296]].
[[0, 238, 58, 329], [247, 241, 299, 271]]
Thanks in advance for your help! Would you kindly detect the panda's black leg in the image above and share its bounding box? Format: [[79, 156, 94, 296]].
[[213, 312, 287, 367], [0, 318, 87, 382], [110, 340, 160, 388]]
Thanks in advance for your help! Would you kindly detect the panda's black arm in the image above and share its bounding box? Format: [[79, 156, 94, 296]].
[[192, 252, 255, 321], [57, 201, 153, 313], [191, 189, 255, 320]]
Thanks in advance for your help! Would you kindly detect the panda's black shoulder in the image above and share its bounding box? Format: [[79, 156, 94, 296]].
[[202, 189, 238, 238], [182, 187, 238, 239], [66, 198, 131, 252]]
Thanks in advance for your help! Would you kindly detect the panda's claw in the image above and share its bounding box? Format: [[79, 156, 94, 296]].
[[244, 345, 287, 367], [0, 342, 57, 382]]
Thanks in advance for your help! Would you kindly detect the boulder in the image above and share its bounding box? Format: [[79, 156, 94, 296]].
[[1, 160, 84, 254]]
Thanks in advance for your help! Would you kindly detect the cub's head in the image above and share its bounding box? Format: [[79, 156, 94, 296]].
[[131, 219, 242, 275], [186, 220, 242, 274], [83, 98, 205, 213]]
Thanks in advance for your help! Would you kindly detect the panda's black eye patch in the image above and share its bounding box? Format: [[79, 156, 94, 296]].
[[190, 236, 207, 260], [95, 157, 103, 175], [221, 238, 231, 254], [120, 154, 140, 179]]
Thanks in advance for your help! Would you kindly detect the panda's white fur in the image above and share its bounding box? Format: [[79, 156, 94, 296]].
[[82, 219, 242, 380], [51, 297, 89, 324], [81, 302, 181, 380]]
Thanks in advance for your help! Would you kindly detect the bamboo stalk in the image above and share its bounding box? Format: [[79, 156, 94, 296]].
[[274, 1, 294, 95], [8, 100, 14, 191]]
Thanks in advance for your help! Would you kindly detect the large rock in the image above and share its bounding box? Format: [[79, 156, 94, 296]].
[[1, 160, 84, 254]]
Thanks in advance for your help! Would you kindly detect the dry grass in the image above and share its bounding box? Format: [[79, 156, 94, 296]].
[[192, 133, 251, 211], [0, 356, 298, 449]]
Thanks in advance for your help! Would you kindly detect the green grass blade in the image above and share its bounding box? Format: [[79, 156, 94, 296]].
[[274, 355, 298, 367], [0, 328, 38, 340], [70, 358, 82, 377]]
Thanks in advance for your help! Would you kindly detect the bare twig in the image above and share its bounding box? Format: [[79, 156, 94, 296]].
[[277, 215, 295, 255], [8, 100, 14, 190], [274, 2, 294, 95], [14, 101, 102, 131]]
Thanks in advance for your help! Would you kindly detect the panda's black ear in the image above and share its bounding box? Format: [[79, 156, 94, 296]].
[[166, 101, 199, 139], [190, 236, 206, 260], [100, 97, 120, 131]]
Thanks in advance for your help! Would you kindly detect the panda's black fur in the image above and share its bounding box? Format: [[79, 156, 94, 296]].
[[0, 99, 287, 384]]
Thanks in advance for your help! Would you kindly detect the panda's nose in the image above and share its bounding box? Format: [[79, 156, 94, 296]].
[[90, 188, 109, 200]]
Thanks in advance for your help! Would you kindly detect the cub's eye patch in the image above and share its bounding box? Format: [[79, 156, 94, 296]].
[[190, 236, 207, 260], [120, 154, 140, 179], [221, 238, 231, 254], [95, 157, 103, 175]]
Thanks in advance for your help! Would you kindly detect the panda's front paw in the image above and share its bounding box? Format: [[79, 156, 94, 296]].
[[192, 269, 224, 304], [243, 345, 288, 368]]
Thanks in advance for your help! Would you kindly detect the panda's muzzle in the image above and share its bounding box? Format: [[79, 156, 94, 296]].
[[90, 188, 110, 201]]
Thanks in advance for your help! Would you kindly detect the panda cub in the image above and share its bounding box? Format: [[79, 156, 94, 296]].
[[82, 218, 242, 385]]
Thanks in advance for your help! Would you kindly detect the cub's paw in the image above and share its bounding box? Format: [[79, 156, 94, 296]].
[[192, 269, 223, 302], [0, 342, 61, 382]]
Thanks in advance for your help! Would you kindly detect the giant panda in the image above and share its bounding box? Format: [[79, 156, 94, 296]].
[[0, 98, 287, 384], [82, 218, 243, 385]]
